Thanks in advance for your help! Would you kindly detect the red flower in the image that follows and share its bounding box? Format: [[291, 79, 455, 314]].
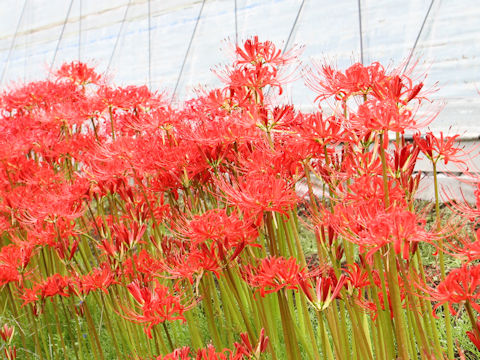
[[298, 266, 346, 311], [55, 61, 102, 86], [413, 131, 468, 165], [0, 324, 14, 342], [235, 36, 300, 67], [124, 280, 192, 338], [466, 319, 480, 351], [0, 243, 34, 286], [423, 264, 480, 316], [177, 208, 258, 251], [305, 61, 386, 101], [76, 265, 115, 296], [153, 329, 268, 360], [350, 98, 419, 133], [21, 274, 74, 306], [217, 172, 298, 218], [242, 256, 305, 297]]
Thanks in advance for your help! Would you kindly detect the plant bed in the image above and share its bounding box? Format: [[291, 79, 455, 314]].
[[1, 37, 480, 359]]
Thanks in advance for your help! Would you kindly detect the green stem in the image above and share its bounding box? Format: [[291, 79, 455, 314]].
[[432, 160, 453, 358]]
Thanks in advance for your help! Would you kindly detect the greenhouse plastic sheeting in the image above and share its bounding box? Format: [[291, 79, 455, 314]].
[[1, 0, 480, 133]]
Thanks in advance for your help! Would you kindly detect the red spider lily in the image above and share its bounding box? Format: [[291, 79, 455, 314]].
[[413, 131, 469, 165], [466, 319, 480, 351], [304, 61, 386, 101], [177, 208, 259, 250], [392, 141, 422, 196], [153, 329, 268, 360], [235, 36, 300, 67], [331, 203, 430, 260], [75, 264, 116, 296], [226, 66, 282, 98], [3, 346, 16, 360], [158, 236, 225, 283], [155, 345, 236, 360], [122, 250, 165, 283], [291, 112, 344, 147], [361, 209, 429, 260], [0, 243, 34, 286], [215, 37, 300, 104], [123, 280, 193, 338], [97, 221, 146, 260], [372, 74, 424, 105], [216, 172, 298, 219], [444, 181, 480, 222], [441, 228, 480, 262], [298, 266, 346, 311], [339, 175, 407, 207], [4, 173, 88, 225], [350, 98, 419, 133], [0, 324, 14, 342], [1, 79, 82, 114], [55, 61, 102, 86], [343, 263, 370, 297], [234, 328, 269, 358], [154, 346, 191, 360], [0, 266, 22, 288], [364, 270, 408, 319], [97, 85, 159, 111], [21, 274, 74, 306], [421, 264, 480, 316], [242, 256, 306, 297]]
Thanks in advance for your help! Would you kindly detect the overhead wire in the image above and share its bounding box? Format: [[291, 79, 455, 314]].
[[1, 0, 28, 85], [148, 0, 152, 88], [170, 0, 206, 104], [403, 0, 435, 73], [234, 0, 238, 46], [357, 0, 364, 64], [49, 0, 74, 77], [264, 0, 306, 98], [282, 0, 305, 54], [106, 0, 133, 74], [78, 0, 82, 60]]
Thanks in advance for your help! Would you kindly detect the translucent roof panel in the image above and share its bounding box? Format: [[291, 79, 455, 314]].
[[0, 0, 479, 133]]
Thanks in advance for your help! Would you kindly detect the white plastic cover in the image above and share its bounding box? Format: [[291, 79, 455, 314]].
[[1, 0, 479, 133]]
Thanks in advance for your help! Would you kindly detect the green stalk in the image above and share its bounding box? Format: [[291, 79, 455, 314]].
[[162, 323, 174, 352], [385, 251, 410, 359], [379, 132, 409, 359], [298, 293, 321, 360], [466, 301, 480, 339], [223, 267, 256, 340], [432, 160, 453, 358], [199, 280, 222, 349], [27, 307, 45, 360], [6, 285, 27, 351], [371, 254, 395, 357], [333, 301, 349, 359], [414, 250, 443, 356], [254, 295, 279, 360], [277, 291, 301, 360], [322, 308, 344, 360], [318, 309, 342, 360], [206, 274, 228, 344], [51, 299, 69, 358], [183, 287, 204, 349], [217, 275, 243, 337], [98, 294, 122, 358], [318, 312, 334, 360], [83, 302, 105, 360], [108, 106, 116, 140], [344, 300, 373, 359]]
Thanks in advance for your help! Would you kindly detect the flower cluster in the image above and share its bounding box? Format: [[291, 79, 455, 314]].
[[0, 37, 478, 360]]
